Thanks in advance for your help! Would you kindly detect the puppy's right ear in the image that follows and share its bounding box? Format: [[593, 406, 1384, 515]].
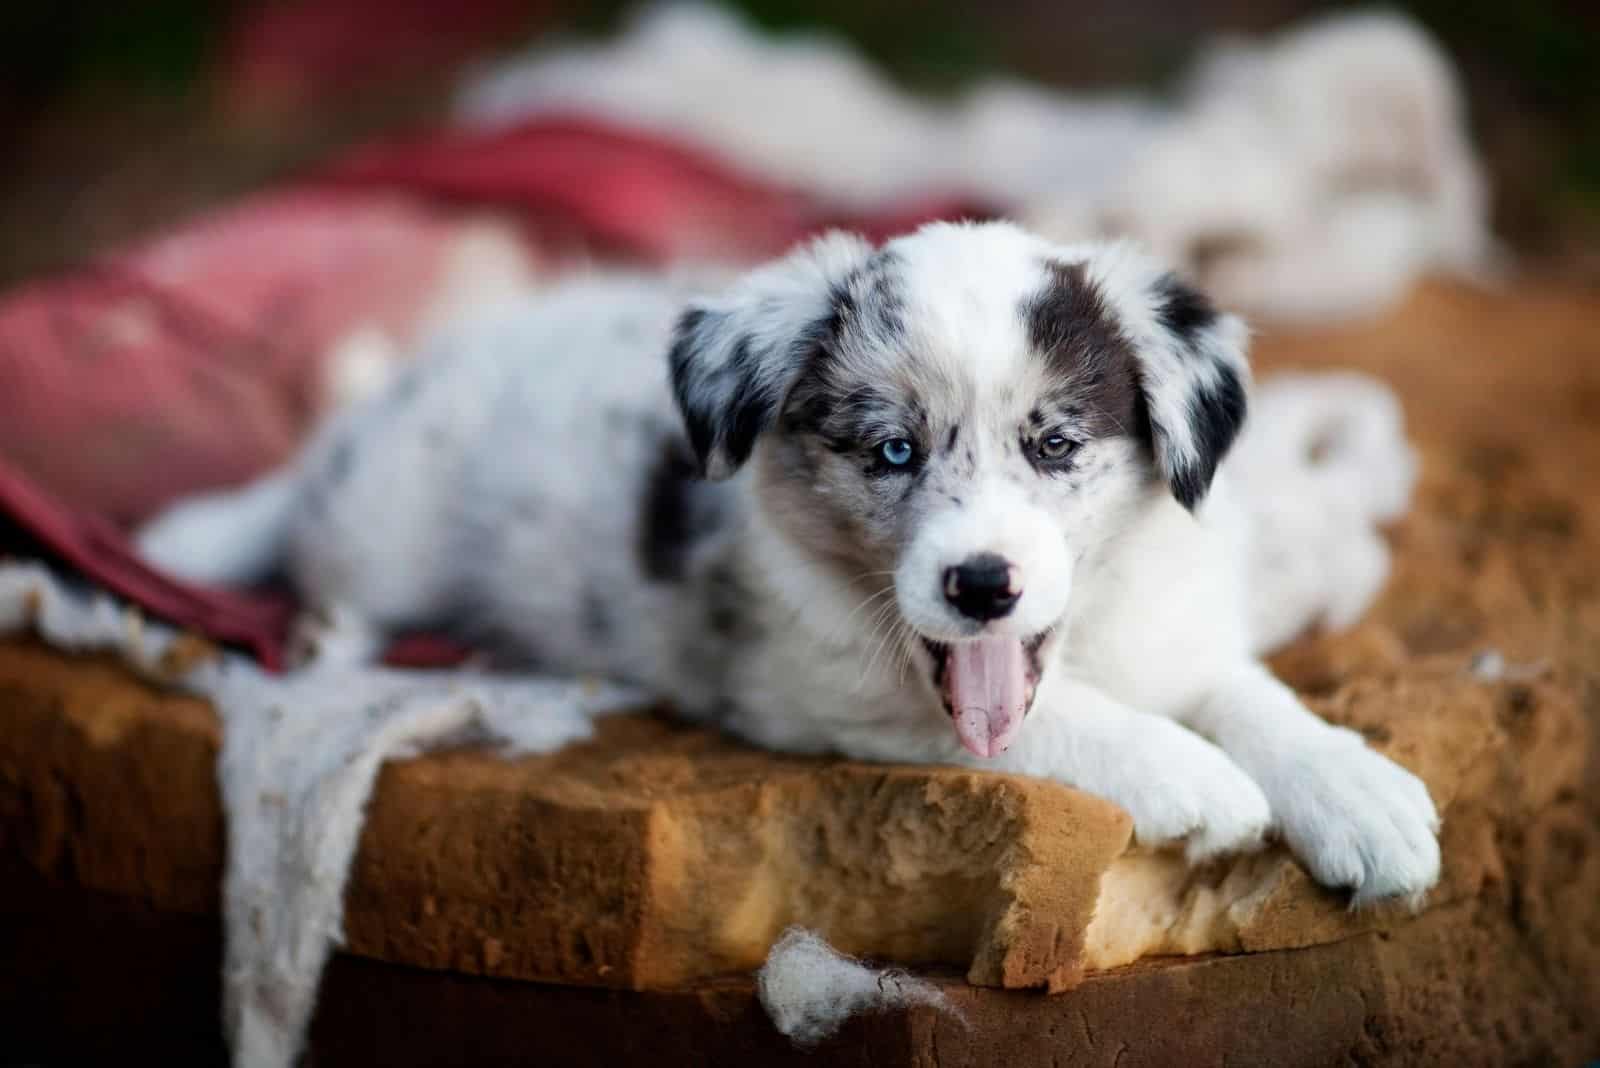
[[669, 231, 873, 479]]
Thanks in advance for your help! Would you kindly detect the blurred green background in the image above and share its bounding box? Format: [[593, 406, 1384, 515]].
[[2, 0, 1597, 285]]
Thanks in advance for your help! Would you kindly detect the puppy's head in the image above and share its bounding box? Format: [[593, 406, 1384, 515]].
[[669, 221, 1249, 758]]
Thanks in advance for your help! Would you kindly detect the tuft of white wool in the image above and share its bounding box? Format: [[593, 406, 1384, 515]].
[[456, 4, 1497, 325], [1467, 648, 1549, 684], [0, 560, 189, 675], [1470, 648, 1506, 681], [0, 561, 644, 1068], [756, 928, 959, 1045], [1101, 12, 1498, 323], [215, 661, 636, 1067]]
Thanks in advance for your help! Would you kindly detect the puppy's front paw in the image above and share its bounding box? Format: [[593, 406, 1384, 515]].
[[1114, 720, 1273, 862], [1268, 733, 1440, 907]]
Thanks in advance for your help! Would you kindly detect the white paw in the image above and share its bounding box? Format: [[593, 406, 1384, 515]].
[[1264, 732, 1440, 907], [1110, 720, 1273, 862]]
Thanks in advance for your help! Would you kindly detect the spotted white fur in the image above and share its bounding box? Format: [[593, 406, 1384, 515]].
[[139, 221, 1439, 906]]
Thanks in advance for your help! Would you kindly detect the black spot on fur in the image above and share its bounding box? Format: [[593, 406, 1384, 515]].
[[581, 589, 611, 643], [638, 434, 725, 581], [388, 367, 424, 406], [944, 425, 960, 453], [326, 435, 356, 485], [1152, 272, 1219, 342], [822, 249, 905, 343], [864, 250, 906, 339], [1170, 365, 1247, 511], [703, 560, 751, 638]]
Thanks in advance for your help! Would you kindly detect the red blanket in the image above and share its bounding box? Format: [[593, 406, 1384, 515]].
[[0, 117, 987, 668]]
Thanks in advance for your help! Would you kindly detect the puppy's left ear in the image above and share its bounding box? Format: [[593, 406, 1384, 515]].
[[669, 231, 874, 479], [1135, 273, 1250, 511]]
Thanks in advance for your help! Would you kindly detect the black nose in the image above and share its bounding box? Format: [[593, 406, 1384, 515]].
[[943, 553, 1020, 621]]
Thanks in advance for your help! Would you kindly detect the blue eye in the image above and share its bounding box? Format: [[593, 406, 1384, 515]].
[[878, 438, 915, 468]]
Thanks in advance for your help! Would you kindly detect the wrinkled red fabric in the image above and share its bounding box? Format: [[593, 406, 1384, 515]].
[[0, 455, 296, 670], [0, 192, 462, 525], [0, 116, 991, 667], [324, 115, 989, 264]]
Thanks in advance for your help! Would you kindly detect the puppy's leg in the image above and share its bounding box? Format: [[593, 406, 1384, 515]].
[[1185, 663, 1440, 906], [137, 469, 301, 587], [988, 681, 1272, 861], [1233, 372, 1418, 653]]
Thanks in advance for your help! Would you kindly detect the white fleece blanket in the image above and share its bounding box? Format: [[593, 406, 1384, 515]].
[[0, 371, 1416, 1064], [0, 562, 643, 1068], [460, 4, 1497, 323]]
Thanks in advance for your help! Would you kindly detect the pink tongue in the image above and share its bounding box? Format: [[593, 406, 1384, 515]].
[[945, 637, 1029, 759]]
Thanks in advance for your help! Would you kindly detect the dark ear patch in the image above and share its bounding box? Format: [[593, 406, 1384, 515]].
[[665, 230, 877, 478], [1169, 367, 1247, 511], [667, 308, 719, 469], [1152, 271, 1220, 340], [717, 336, 770, 470], [667, 310, 790, 475], [1138, 270, 1249, 511], [1152, 273, 1244, 511]]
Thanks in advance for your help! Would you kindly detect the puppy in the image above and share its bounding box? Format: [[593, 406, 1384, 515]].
[[140, 221, 1440, 904]]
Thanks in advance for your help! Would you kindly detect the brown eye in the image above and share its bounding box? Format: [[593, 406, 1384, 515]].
[[1037, 434, 1079, 462]]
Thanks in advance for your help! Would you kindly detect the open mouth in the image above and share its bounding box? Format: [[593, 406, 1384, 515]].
[[921, 630, 1051, 759]]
